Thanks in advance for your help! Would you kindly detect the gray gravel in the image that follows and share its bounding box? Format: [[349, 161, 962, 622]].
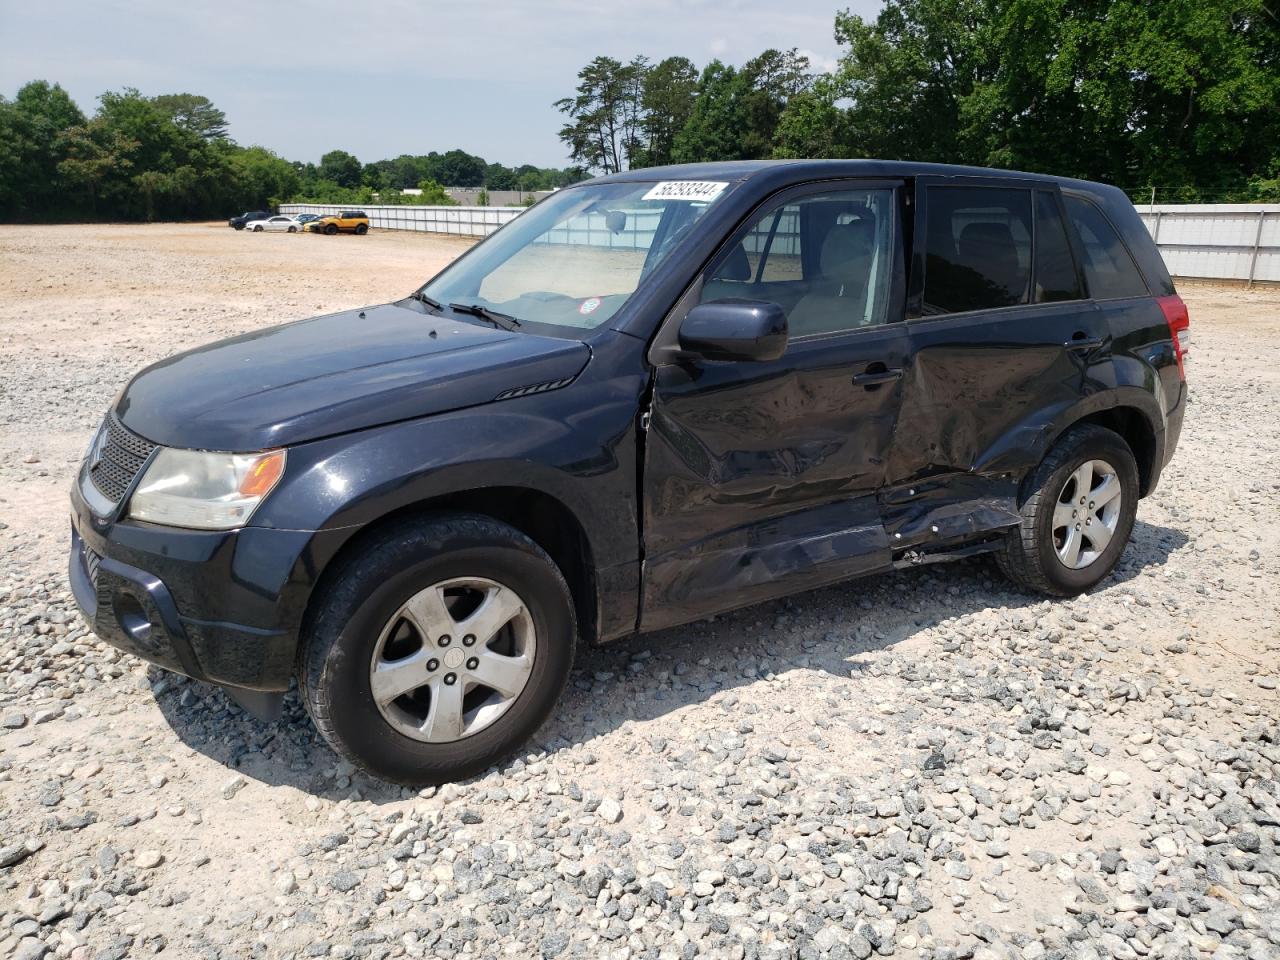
[[1, 228, 1277, 959]]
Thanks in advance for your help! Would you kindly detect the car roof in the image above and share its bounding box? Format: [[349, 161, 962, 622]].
[[587, 159, 1109, 191]]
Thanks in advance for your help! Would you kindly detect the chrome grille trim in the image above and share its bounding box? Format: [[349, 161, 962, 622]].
[[88, 413, 157, 504]]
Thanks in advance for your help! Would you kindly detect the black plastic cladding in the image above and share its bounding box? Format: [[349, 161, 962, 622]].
[[70, 160, 1185, 700]]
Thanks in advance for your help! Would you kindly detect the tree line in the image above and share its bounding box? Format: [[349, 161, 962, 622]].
[[4, 0, 1276, 223], [0, 82, 585, 222], [555, 0, 1280, 202]]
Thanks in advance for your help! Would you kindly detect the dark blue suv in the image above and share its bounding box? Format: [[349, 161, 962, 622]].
[[70, 161, 1189, 784]]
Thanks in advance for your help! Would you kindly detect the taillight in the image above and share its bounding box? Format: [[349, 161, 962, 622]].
[[1156, 294, 1190, 380]]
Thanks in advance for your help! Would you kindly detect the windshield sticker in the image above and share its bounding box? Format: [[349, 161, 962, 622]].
[[641, 181, 729, 203], [579, 297, 602, 316]]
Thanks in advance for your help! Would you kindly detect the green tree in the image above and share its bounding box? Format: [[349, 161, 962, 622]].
[[773, 76, 854, 159], [484, 162, 517, 190], [740, 49, 812, 158], [56, 118, 137, 213], [150, 93, 229, 140], [319, 149, 362, 188], [555, 56, 649, 173], [415, 178, 455, 205], [0, 81, 86, 214], [231, 146, 301, 209], [822, 0, 1280, 198], [433, 149, 486, 186], [671, 61, 751, 163], [638, 56, 698, 167]]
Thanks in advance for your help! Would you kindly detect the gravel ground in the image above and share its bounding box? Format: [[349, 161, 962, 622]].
[[1, 224, 1278, 960]]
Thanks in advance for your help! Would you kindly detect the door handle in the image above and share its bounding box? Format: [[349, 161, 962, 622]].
[[1065, 334, 1105, 351], [852, 365, 903, 389]]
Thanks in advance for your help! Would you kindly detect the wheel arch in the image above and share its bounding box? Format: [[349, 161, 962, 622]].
[[1070, 405, 1160, 497], [300, 487, 600, 651]]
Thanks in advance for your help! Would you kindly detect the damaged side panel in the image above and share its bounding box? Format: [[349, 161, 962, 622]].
[[639, 325, 910, 632], [640, 496, 889, 632], [882, 301, 1113, 551]]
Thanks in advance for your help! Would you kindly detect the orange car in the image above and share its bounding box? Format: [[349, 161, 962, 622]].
[[307, 210, 370, 235]]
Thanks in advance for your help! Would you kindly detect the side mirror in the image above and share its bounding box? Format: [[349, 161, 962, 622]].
[[678, 299, 788, 363]]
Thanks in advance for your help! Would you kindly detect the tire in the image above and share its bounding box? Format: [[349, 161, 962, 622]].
[[233, 223, 244, 230], [324, 223, 338, 235], [997, 424, 1139, 596], [355, 223, 368, 235], [253, 225, 263, 232], [300, 513, 576, 786], [288, 226, 297, 233]]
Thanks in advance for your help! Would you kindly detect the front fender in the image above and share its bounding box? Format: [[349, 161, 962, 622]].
[[250, 381, 644, 573]]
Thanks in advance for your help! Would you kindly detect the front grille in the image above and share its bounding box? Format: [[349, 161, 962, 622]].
[[89, 414, 157, 504]]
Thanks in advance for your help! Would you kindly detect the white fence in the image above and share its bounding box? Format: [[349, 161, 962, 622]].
[[1137, 204, 1279, 285], [282, 201, 1280, 285], [279, 203, 521, 237]]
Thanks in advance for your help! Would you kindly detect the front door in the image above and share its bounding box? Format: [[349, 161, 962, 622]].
[[640, 182, 909, 631]]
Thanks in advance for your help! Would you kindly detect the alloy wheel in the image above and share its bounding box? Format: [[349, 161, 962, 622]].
[[1052, 459, 1123, 569], [369, 577, 536, 743]]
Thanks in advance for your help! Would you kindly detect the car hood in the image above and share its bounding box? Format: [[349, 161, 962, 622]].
[[117, 302, 591, 451]]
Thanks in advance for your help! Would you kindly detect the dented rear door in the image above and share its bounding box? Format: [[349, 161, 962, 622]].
[[886, 177, 1109, 549]]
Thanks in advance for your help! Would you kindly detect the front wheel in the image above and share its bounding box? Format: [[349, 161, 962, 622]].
[[324, 223, 338, 235], [252, 225, 263, 232], [355, 223, 368, 235], [997, 424, 1139, 596], [287, 226, 297, 233], [300, 514, 576, 786]]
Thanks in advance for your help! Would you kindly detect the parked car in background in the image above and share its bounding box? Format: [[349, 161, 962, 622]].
[[292, 213, 322, 229], [244, 215, 301, 233], [70, 161, 1188, 786], [308, 210, 370, 235], [228, 210, 272, 230]]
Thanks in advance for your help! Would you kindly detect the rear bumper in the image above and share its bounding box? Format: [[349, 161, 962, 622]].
[[68, 481, 345, 713]]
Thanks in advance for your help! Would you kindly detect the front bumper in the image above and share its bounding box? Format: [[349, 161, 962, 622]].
[[68, 479, 341, 717]]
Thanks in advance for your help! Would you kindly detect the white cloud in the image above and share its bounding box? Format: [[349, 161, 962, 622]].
[[797, 48, 841, 75]]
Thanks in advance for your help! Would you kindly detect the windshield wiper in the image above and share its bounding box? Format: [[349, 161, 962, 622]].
[[408, 290, 444, 313], [449, 302, 522, 330]]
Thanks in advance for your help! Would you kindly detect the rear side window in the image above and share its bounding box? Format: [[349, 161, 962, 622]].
[[1034, 191, 1082, 303], [1064, 196, 1148, 299], [923, 187, 1031, 314]]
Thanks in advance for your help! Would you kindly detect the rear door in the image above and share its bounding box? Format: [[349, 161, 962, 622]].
[[888, 178, 1108, 547], [640, 180, 909, 630]]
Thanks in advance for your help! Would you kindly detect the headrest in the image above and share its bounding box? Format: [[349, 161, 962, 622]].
[[819, 217, 876, 279], [958, 222, 1018, 263]]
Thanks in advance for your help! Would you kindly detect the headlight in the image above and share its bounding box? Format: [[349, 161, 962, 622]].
[[129, 448, 286, 530]]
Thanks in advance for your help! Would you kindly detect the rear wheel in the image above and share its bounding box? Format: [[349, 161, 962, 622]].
[[300, 514, 576, 786], [324, 223, 338, 235], [998, 424, 1138, 596], [355, 223, 368, 235]]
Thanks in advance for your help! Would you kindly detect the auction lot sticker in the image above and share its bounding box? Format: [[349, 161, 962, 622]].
[[642, 181, 729, 202]]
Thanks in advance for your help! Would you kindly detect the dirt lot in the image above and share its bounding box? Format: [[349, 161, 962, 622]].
[[0, 224, 1277, 960]]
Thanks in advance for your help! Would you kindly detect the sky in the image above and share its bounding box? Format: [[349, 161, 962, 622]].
[[0, 0, 882, 169]]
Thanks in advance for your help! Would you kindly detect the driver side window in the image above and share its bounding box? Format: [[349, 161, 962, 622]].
[[700, 189, 895, 338]]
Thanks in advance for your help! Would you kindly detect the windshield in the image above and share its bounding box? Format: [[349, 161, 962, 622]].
[[420, 179, 734, 334]]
